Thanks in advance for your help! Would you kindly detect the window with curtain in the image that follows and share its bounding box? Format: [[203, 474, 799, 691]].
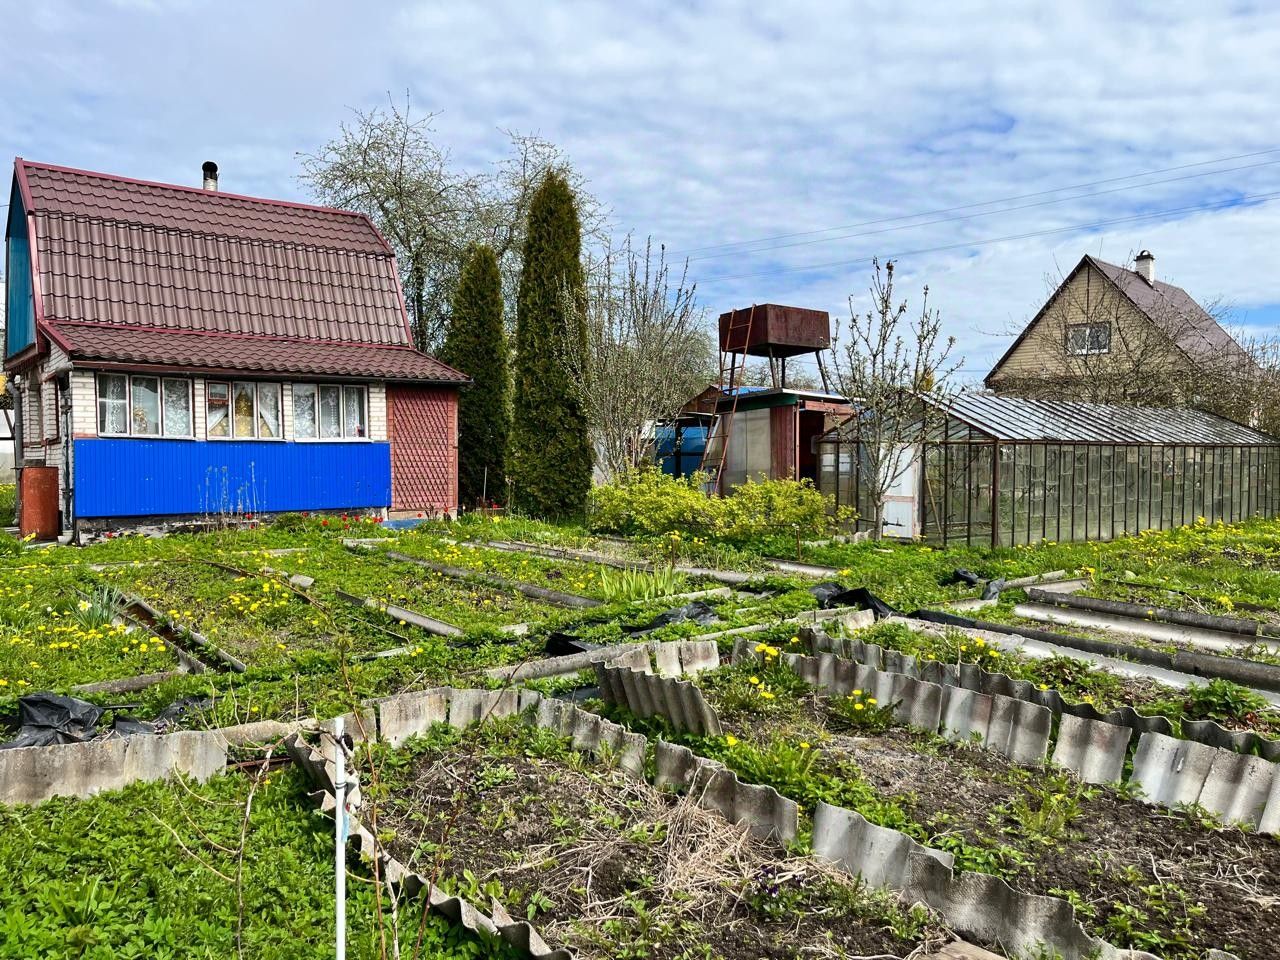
[[232, 383, 256, 438], [97, 374, 128, 436], [162, 379, 192, 437], [207, 382, 230, 438], [293, 383, 318, 439], [343, 386, 367, 438], [318, 385, 342, 439], [256, 383, 281, 439]]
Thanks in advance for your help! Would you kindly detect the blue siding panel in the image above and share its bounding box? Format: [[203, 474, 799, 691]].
[[73, 440, 392, 518], [5, 187, 36, 358]]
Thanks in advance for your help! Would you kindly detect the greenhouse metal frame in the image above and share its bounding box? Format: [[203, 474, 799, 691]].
[[816, 394, 1280, 547]]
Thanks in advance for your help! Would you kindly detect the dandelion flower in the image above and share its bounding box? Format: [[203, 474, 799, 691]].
[[725, 734, 739, 746], [853, 702, 864, 711]]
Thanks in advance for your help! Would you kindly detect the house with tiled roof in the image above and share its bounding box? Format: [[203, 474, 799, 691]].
[[4, 158, 466, 537], [985, 251, 1260, 406]]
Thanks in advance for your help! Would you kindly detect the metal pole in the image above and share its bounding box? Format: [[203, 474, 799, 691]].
[[334, 715, 346, 960]]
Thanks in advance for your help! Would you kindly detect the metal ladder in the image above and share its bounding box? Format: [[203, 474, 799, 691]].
[[699, 304, 758, 493]]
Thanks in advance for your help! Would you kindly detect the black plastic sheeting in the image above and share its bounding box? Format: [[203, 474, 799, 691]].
[[946, 569, 982, 587], [0, 692, 213, 749], [809, 583, 899, 619], [544, 633, 602, 657], [625, 601, 721, 635], [980, 578, 1006, 601]]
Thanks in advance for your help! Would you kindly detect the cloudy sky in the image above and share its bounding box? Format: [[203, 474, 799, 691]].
[[3, 0, 1279, 384]]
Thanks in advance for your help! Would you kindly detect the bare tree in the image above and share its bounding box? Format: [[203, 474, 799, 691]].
[[564, 236, 714, 480], [299, 95, 605, 349], [828, 259, 960, 538]]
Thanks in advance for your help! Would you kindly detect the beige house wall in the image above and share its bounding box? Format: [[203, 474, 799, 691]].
[[988, 264, 1186, 388]]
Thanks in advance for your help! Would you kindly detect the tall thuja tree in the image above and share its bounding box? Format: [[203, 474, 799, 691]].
[[509, 173, 592, 517], [441, 244, 508, 506]]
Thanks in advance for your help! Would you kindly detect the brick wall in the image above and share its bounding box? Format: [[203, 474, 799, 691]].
[[387, 385, 458, 514]]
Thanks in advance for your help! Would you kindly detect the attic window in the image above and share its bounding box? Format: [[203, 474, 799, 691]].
[[1066, 322, 1110, 356]]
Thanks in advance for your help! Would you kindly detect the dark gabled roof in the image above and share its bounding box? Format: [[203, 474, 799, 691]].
[[941, 393, 1276, 445], [985, 254, 1255, 386], [9, 159, 466, 383], [1086, 256, 1253, 367]]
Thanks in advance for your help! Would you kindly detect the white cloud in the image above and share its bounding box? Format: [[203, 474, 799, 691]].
[[2, 0, 1278, 377]]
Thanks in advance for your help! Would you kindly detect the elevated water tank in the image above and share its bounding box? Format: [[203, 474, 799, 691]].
[[718, 304, 831, 357]]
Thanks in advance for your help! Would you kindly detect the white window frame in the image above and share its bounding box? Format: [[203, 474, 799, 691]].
[[291, 381, 369, 442], [96, 373, 194, 439], [1066, 322, 1111, 356], [161, 378, 194, 438], [206, 381, 232, 439], [208, 380, 285, 441], [96, 373, 130, 437]]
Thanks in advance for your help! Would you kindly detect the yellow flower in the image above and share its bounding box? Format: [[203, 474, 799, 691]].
[[1038, 683, 1049, 691], [77, 599, 91, 612], [867, 697, 877, 705], [853, 702, 864, 711], [761, 691, 775, 700], [749, 676, 760, 685], [800, 741, 811, 749], [852, 688, 862, 696], [724, 734, 739, 746]]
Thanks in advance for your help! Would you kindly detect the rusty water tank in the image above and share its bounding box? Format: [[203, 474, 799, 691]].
[[718, 304, 831, 357], [19, 466, 59, 541]]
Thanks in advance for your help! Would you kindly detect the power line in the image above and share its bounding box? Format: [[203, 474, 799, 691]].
[[683, 158, 1280, 263], [693, 189, 1280, 285], [672, 146, 1280, 257]]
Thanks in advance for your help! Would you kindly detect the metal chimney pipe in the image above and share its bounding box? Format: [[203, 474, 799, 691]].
[[201, 161, 219, 191]]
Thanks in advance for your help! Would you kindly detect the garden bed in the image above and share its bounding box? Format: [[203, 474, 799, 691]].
[[839, 618, 1280, 738], [0, 563, 180, 701], [674, 658, 1280, 960], [94, 559, 407, 668], [371, 719, 945, 960]]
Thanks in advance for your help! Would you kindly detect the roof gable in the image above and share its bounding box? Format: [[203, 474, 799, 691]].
[[985, 254, 1255, 385], [10, 159, 465, 383], [1084, 256, 1252, 367]]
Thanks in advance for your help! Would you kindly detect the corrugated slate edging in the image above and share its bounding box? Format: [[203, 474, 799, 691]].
[[812, 627, 1280, 762], [284, 725, 572, 960], [811, 800, 1162, 960], [595, 662, 723, 736], [287, 672, 797, 957], [0, 730, 227, 806], [785, 630, 1280, 835]]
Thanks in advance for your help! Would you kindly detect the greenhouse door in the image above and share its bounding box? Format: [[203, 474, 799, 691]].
[[880, 445, 919, 539]]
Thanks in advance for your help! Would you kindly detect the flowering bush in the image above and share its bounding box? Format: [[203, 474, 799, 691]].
[[588, 468, 842, 543]]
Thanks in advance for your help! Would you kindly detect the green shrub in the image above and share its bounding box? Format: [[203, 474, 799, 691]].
[[588, 469, 841, 544], [588, 470, 721, 537], [718, 476, 835, 543]]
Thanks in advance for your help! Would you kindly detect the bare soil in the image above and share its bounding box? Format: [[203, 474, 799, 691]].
[[374, 739, 952, 960], [710, 687, 1280, 960]]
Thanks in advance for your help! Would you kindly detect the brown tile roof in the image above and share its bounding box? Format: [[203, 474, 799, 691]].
[[12, 159, 464, 383], [45, 322, 466, 382]]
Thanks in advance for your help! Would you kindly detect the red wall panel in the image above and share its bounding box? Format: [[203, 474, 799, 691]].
[[388, 386, 459, 514]]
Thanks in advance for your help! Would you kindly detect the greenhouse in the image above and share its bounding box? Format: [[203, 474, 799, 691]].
[[815, 393, 1280, 546]]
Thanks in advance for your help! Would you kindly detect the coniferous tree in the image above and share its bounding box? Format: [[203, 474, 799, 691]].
[[440, 244, 508, 506], [509, 172, 592, 517]]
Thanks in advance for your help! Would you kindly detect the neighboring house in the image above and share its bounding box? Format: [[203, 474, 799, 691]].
[[984, 251, 1259, 411], [3, 158, 467, 538]]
